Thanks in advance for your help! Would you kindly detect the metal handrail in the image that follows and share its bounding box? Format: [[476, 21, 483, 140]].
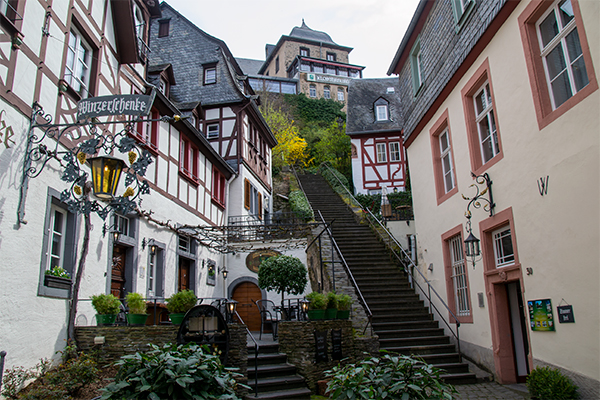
[[315, 210, 374, 335], [319, 163, 462, 357], [234, 311, 259, 397], [0, 350, 6, 393]]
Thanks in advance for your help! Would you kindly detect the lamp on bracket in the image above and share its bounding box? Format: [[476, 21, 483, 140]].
[[219, 267, 228, 280], [141, 238, 157, 255], [102, 222, 121, 243], [462, 172, 495, 268]]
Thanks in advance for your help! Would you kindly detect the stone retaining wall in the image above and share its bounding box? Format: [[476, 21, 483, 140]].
[[278, 320, 379, 392]]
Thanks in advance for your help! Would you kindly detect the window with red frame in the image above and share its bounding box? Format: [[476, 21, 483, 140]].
[[212, 168, 226, 207], [134, 108, 159, 153], [180, 136, 199, 182]]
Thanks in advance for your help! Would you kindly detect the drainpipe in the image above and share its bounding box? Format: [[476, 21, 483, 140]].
[[223, 172, 237, 299]]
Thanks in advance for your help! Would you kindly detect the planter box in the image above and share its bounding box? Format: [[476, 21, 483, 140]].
[[307, 310, 325, 320], [44, 275, 72, 290]]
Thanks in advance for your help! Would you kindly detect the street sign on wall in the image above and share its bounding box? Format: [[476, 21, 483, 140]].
[[77, 91, 155, 120]]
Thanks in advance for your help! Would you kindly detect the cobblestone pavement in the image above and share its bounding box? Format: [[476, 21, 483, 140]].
[[454, 382, 530, 399]]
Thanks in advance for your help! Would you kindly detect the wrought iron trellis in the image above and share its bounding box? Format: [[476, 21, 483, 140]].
[[462, 172, 495, 232]]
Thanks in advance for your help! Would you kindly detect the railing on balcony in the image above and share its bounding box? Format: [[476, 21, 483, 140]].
[[1, 0, 23, 25], [226, 212, 315, 242]]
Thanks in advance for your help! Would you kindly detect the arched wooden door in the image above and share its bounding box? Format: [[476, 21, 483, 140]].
[[231, 282, 262, 332]]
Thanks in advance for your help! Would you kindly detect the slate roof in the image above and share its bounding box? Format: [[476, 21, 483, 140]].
[[236, 58, 264, 76], [148, 2, 249, 107], [346, 78, 402, 136], [289, 20, 336, 45]]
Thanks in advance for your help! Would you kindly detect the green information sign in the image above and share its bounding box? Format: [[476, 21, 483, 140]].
[[528, 299, 555, 331]]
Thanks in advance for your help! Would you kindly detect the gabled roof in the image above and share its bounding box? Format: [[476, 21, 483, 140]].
[[150, 2, 250, 106], [346, 78, 402, 136], [148, 63, 176, 85], [236, 58, 265, 76]]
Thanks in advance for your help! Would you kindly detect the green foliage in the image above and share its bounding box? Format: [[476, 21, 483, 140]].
[[306, 292, 327, 310], [258, 256, 308, 301], [310, 121, 351, 178], [125, 292, 147, 314], [100, 343, 243, 400], [2, 349, 98, 400], [336, 294, 353, 311], [261, 104, 310, 168], [289, 190, 314, 221], [326, 292, 338, 309], [283, 93, 346, 127], [526, 366, 579, 399], [165, 290, 198, 314], [44, 266, 71, 279], [320, 163, 351, 193], [325, 353, 456, 400], [90, 293, 121, 315], [355, 191, 413, 215]]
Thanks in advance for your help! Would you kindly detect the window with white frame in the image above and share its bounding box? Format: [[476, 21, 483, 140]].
[[376, 143, 387, 163], [537, 0, 589, 109], [389, 142, 401, 162], [179, 235, 191, 253], [309, 84, 316, 98], [337, 88, 344, 101], [326, 52, 336, 61], [300, 47, 309, 57], [204, 65, 216, 84], [493, 226, 515, 267], [473, 82, 499, 164], [64, 27, 92, 97], [47, 205, 68, 271], [324, 86, 331, 99], [439, 129, 455, 193], [207, 123, 219, 139], [376, 104, 388, 121], [449, 234, 470, 316]]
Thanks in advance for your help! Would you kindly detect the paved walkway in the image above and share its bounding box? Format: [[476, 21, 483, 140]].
[[454, 382, 530, 399]]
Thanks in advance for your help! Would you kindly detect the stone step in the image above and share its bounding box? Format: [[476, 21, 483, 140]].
[[375, 327, 446, 339], [248, 363, 298, 380], [372, 320, 440, 330], [381, 343, 457, 356], [243, 386, 312, 400], [379, 335, 451, 348], [247, 375, 309, 393], [248, 352, 288, 366], [248, 343, 279, 355]]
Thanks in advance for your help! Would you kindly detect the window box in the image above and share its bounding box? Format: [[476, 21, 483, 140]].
[[179, 170, 199, 186], [44, 275, 72, 291]]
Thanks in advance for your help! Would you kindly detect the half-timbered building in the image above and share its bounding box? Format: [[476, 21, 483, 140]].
[[347, 78, 407, 194], [0, 0, 235, 371]]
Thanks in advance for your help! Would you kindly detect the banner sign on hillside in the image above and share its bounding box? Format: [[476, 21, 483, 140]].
[[77, 91, 155, 120]]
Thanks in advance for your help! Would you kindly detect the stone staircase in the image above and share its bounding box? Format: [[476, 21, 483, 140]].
[[245, 343, 311, 400], [298, 173, 477, 384]]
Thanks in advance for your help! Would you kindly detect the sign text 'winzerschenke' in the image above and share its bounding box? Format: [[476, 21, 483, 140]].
[[77, 93, 155, 120]]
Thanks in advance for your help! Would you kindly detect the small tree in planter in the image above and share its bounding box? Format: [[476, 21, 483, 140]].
[[258, 255, 308, 307], [166, 290, 198, 325], [125, 292, 148, 326], [91, 294, 121, 326], [306, 291, 327, 320]]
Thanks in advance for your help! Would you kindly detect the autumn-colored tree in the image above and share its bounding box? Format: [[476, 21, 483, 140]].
[[262, 104, 310, 169]]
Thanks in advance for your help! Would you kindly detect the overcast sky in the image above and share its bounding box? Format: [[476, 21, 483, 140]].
[[164, 0, 421, 78]]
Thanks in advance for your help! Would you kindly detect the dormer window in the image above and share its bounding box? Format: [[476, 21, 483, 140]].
[[326, 52, 336, 61], [204, 64, 217, 85], [375, 98, 389, 121], [300, 47, 309, 57], [158, 77, 168, 95]]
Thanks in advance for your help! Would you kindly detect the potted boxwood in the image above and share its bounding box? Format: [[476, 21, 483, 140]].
[[44, 266, 72, 290], [166, 290, 198, 325], [325, 292, 338, 319], [125, 292, 148, 326], [336, 294, 353, 319], [91, 293, 121, 326], [306, 291, 327, 320]]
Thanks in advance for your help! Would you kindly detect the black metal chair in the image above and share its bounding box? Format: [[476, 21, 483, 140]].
[[255, 299, 281, 340]]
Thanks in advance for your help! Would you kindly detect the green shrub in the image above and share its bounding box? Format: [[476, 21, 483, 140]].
[[1, 366, 37, 399], [325, 353, 456, 400], [100, 343, 243, 400], [326, 292, 338, 309], [165, 289, 198, 314], [320, 163, 350, 193], [90, 293, 121, 315], [125, 292, 147, 314], [306, 291, 327, 310], [336, 294, 353, 311], [18, 385, 70, 400], [45, 352, 99, 395], [289, 190, 314, 221], [526, 366, 579, 399]]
